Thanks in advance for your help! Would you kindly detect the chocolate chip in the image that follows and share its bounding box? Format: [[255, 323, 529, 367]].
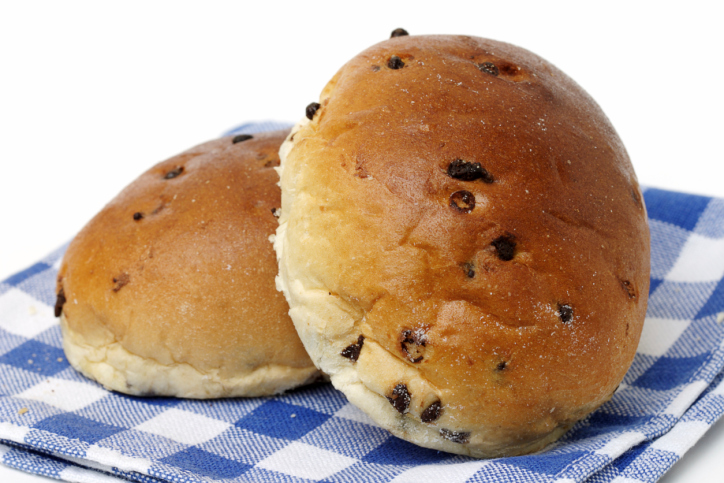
[[164, 167, 184, 179], [447, 159, 494, 183], [401, 329, 426, 363], [133, 212, 143, 221], [112, 273, 130, 292], [421, 400, 442, 423], [450, 190, 475, 213], [388, 56, 405, 70], [390, 28, 409, 38], [306, 102, 321, 120], [558, 303, 573, 323], [478, 62, 499, 76], [463, 262, 475, 278], [54, 288, 66, 318], [440, 428, 470, 444], [232, 134, 253, 144], [341, 335, 365, 362], [496, 361, 507, 371], [491, 234, 516, 261], [621, 280, 637, 299], [387, 383, 411, 413]]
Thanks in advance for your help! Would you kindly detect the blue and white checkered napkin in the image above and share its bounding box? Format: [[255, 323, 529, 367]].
[[2, 123, 724, 483]]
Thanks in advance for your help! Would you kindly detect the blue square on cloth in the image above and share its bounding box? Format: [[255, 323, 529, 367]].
[[644, 189, 711, 231], [506, 450, 589, 475], [160, 446, 252, 479], [34, 413, 124, 444], [362, 437, 458, 465], [0, 340, 67, 377], [2, 262, 52, 287], [235, 399, 332, 440], [633, 353, 710, 390], [0, 331, 26, 359], [574, 412, 653, 439], [696, 278, 724, 318]]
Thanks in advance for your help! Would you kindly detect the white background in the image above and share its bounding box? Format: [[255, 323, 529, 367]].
[[1, 1, 723, 482]]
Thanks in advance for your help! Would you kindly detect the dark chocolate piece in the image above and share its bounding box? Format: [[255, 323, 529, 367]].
[[463, 262, 475, 278], [401, 329, 426, 363], [558, 303, 573, 323], [450, 190, 475, 213], [341, 335, 365, 362], [164, 167, 184, 179], [477, 62, 499, 76], [621, 280, 637, 299], [306, 102, 321, 120], [491, 234, 516, 261], [54, 288, 66, 318], [387, 383, 411, 413], [390, 28, 409, 38], [496, 361, 507, 371], [421, 400, 442, 423], [447, 159, 494, 183], [133, 212, 143, 221], [112, 273, 130, 293], [440, 428, 470, 444], [232, 134, 253, 144], [388, 55, 405, 70]]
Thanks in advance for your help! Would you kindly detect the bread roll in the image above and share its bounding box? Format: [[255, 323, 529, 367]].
[[275, 35, 650, 457], [56, 130, 319, 398]]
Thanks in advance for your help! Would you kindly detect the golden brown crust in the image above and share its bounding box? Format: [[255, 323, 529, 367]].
[[58, 130, 319, 397], [276, 35, 650, 456]]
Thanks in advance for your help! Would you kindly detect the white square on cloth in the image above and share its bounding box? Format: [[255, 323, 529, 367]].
[[666, 233, 724, 282], [0, 288, 57, 339], [649, 420, 710, 455], [135, 408, 231, 446], [18, 378, 107, 412], [636, 317, 690, 356], [256, 441, 357, 480], [594, 432, 646, 458]]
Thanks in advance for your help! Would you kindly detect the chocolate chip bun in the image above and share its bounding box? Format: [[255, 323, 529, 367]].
[[274, 35, 650, 457], [56, 130, 319, 398]]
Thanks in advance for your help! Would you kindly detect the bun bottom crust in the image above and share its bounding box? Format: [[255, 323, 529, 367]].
[[60, 314, 320, 399]]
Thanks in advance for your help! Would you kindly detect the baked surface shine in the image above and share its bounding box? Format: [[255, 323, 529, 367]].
[[275, 35, 650, 457], [58, 130, 319, 398]]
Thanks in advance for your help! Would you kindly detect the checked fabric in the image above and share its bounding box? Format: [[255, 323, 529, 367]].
[[1, 123, 724, 483]]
